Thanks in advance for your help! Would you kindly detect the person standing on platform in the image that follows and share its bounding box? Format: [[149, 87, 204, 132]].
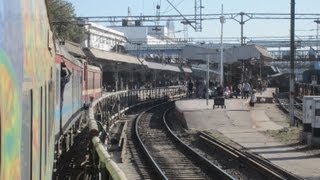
[[187, 79, 194, 98], [243, 89, 257, 128], [249, 89, 257, 107], [238, 82, 243, 99], [234, 84, 241, 98], [243, 81, 251, 99], [258, 81, 263, 95]]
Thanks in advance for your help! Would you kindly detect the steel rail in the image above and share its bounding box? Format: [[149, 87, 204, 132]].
[[135, 103, 236, 179], [199, 132, 303, 180], [163, 107, 236, 180]]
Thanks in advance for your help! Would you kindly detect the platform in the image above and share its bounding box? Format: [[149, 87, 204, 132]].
[[175, 98, 320, 179]]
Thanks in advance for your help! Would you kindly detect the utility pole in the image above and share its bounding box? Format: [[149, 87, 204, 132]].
[[315, 19, 320, 53], [240, 12, 245, 45], [197, 52, 214, 106], [220, 4, 225, 86], [206, 54, 209, 106], [289, 0, 295, 127]]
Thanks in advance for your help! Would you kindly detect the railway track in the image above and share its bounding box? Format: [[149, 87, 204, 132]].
[[164, 108, 302, 180], [276, 94, 303, 122], [198, 132, 303, 180], [125, 109, 157, 179], [135, 102, 234, 180]]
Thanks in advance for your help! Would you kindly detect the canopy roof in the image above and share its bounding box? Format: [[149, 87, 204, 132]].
[[182, 44, 273, 64], [89, 48, 142, 65], [229, 44, 273, 61], [182, 67, 192, 73], [64, 41, 86, 57], [143, 61, 181, 72]]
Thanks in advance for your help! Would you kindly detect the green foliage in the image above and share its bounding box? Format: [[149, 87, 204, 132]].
[[47, 0, 84, 43]]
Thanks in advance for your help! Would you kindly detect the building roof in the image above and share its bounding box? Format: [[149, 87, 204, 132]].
[[182, 44, 273, 64], [182, 67, 192, 73], [64, 41, 86, 57], [143, 61, 181, 72], [229, 44, 273, 61], [89, 48, 142, 65], [55, 42, 83, 67], [191, 66, 220, 74]]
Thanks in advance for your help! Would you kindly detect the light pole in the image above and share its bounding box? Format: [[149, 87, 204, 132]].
[[289, 0, 295, 127], [206, 54, 209, 106], [196, 52, 213, 106], [314, 19, 320, 53], [220, 4, 225, 87]]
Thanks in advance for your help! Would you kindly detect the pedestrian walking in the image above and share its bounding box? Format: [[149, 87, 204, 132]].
[[243, 81, 251, 99]]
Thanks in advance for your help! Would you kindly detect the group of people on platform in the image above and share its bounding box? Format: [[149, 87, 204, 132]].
[[187, 79, 263, 107]]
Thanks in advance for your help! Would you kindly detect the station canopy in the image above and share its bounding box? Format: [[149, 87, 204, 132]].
[[55, 42, 83, 67], [228, 44, 273, 62], [182, 44, 273, 64], [191, 64, 220, 74], [181, 67, 193, 73], [85, 48, 144, 72], [64, 41, 86, 58], [89, 48, 142, 65], [143, 61, 181, 72]]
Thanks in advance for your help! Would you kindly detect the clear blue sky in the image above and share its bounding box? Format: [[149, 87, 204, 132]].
[[68, 0, 320, 40]]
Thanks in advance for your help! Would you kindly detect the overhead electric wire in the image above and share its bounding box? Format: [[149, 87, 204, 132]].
[[162, 0, 185, 14]]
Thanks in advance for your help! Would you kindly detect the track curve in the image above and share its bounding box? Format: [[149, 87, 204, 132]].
[[135, 102, 235, 180]]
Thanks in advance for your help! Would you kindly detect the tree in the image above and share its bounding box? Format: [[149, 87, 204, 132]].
[[47, 0, 84, 43]]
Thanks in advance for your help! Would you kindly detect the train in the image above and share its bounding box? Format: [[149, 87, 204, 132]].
[[301, 69, 320, 85], [0, 1, 102, 179], [267, 73, 290, 92]]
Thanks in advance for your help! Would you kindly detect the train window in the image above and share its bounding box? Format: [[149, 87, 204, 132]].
[[93, 72, 95, 89], [92, 72, 95, 90], [40, 86, 43, 179], [44, 84, 47, 166], [95, 73, 100, 89], [48, 81, 54, 148], [88, 72, 94, 90], [56, 67, 60, 106], [21, 89, 33, 180]]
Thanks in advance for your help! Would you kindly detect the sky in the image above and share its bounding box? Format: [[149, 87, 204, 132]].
[[68, 0, 320, 41]]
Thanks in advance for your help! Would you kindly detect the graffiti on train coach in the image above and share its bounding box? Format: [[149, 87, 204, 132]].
[[23, 0, 53, 80], [1, 0, 55, 179], [0, 49, 22, 180], [1, 0, 24, 179]]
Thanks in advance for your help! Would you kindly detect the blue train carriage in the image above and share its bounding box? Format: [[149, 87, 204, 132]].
[[302, 69, 320, 85], [0, 0, 57, 179], [54, 43, 85, 156]]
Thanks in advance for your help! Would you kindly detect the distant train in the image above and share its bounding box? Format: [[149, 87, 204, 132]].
[[267, 73, 290, 92], [0, 1, 102, 179], [301, 69, 320, 85]]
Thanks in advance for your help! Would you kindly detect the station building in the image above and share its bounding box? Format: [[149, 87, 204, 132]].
[[81, 22, 190, 92]]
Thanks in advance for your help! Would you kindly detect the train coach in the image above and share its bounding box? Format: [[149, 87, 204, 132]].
[[302, 69, 320, 85], [0, 0, 57, 179], [0, 1, 103, 179], [54, 43, 102, 160]]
